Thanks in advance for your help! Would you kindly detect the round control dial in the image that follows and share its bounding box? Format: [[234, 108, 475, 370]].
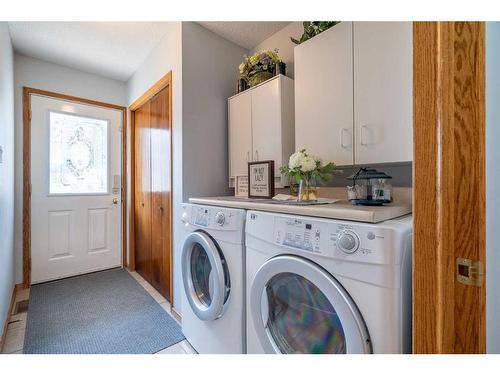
[[337, 230, 360, 254], [214, 212, 226, 226]]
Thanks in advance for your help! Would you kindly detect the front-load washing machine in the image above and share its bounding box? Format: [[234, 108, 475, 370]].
[[245, 210, 412, 354], [180, 203, 246, 353]]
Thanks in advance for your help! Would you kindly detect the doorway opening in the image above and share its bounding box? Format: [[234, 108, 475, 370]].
[[22, 87, 127, 287]]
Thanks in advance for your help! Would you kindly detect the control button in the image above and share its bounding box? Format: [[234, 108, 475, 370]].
[[367, 232, 375, 240], [181, 212, 189, 224], [337, 231, 359, 254], [215, 212, 226, 226]]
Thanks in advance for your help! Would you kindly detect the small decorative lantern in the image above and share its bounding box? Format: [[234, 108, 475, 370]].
[[346, 167, 393, 206]]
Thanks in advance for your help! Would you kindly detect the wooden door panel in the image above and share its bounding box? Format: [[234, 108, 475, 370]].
[[134, 101, 152, 282], [413, 21, 486, 353], [150, 87, 171, 300]]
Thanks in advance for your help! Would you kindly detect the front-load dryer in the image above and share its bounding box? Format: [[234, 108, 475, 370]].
[[245, 210, 412, 354], [180, 203, 246, 354]]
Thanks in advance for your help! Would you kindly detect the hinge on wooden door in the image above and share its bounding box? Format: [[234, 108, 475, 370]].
[[456, 257, 484, 287]]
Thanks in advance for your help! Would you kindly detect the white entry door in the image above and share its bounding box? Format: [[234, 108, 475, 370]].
[[30, 95, 122, 284]]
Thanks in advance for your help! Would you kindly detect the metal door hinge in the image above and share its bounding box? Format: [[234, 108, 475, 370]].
[[456, 257, 484, 287]]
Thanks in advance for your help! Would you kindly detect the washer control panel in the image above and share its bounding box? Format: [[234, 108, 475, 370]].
[[182, 204, 240, 231]]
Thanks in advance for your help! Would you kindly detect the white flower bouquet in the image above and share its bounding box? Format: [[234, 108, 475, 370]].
[[280, 148, 336, 201]]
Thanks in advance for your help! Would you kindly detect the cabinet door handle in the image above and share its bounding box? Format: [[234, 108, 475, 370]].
[[254, 150, 259, 161], [246, 151, 250, 162], [360, 125, 369, 146], [340, 128, 351, 149]]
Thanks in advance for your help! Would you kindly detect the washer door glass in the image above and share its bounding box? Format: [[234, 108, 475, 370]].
[[250, 255, 372, 354], [190, 243, 215, 306], [265, 272, 346, 353], [182, 231, 230, 321]]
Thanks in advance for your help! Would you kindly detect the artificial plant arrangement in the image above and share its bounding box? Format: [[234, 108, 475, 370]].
[[239, 49, 281, 87], [291, 21, 340, 45], [280, 148, 336, 201]]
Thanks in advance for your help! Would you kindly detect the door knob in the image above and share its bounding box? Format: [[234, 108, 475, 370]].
[[112, 198, 119, 205]]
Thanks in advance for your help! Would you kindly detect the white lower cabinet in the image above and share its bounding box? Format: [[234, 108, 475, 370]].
[[294, 22, 413, 166], [228, 75, 295, 187]]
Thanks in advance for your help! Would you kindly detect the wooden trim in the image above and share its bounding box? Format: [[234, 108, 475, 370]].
[[129, 71, 172, 111], [1, 283, 22, 352], [22, 87, 127, 287], [413, 22, 486, 353], [24, 87, 125, 111], [22, 88, 31, 288], [128, 71, 174, 304]]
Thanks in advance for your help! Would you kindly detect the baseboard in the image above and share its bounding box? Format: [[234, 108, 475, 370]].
[[0, 283, 22, 352], [171, 306, 182, 323]]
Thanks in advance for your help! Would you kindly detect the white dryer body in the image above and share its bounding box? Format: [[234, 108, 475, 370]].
[[245, 210, 412, 354]]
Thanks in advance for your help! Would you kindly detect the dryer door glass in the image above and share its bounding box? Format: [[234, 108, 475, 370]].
[[265, 272, 346, 353], [250, 255, 372, 354], [182, 231, 230, 321]]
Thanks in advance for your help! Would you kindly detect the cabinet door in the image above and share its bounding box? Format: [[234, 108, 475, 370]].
[[229, 92, 252, 178], [354, 22, 413, 164], [251, 77, 282, 175], [294, 22, 354, 166]]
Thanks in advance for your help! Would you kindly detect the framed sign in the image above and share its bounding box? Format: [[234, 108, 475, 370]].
[[248, 160, 275, 199], [235, 175, 248, 198]]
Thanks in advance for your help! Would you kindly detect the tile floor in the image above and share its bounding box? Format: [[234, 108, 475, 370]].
[[1, 269, 196, 354]]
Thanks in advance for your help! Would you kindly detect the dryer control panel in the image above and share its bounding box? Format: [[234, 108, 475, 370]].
[[274, 217, 329, 255], [264, 212, 408, 265]]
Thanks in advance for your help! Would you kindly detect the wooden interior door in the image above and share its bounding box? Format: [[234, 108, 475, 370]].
[[150, 87, 171, 298], [134, 101, 152, 283], [413, 21, 486, 353]]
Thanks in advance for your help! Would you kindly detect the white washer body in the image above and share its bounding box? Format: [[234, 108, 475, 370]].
[[246, 210, 412, 354], [180, 203, 246, 354]]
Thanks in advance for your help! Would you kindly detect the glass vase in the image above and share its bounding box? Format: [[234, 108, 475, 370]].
[[298, 178, 318, 202]]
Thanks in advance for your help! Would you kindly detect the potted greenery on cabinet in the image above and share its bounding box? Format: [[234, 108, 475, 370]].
[[291, 21, 340, 45]]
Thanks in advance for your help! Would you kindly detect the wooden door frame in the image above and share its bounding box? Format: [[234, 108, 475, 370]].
[[22, 87, 128, 288], [128, 71, 173, 303], [413, 22, 486, 353]]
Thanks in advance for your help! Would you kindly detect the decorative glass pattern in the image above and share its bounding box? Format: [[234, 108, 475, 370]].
[[265, 272, 347, 354], [49, 112, 108, 194]]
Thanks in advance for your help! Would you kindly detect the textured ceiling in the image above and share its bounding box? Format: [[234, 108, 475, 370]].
[[8, 22, 174, 81], [197, 22, 290, 50]]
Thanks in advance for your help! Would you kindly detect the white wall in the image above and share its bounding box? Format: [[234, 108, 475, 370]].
[[126, 22, 245, 310], [486, 21, 500, 354], [177, 22, 246, 309], [0, 23, 15, 338], [13, 54, 127, 283], [250, 22, 303, 78]]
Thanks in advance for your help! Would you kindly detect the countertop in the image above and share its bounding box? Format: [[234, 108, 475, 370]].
[[188, 196, 412, 223]]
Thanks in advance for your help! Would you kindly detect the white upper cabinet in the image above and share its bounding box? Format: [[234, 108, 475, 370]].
[[294, 22, 413, 166], [228, 91, 252, 177], [354, 22, 413, 164], [228, 75, 294, 187], [294, 21, 354, 166]]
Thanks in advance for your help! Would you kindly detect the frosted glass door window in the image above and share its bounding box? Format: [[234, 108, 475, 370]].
[[49, 111, 109, 194]]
